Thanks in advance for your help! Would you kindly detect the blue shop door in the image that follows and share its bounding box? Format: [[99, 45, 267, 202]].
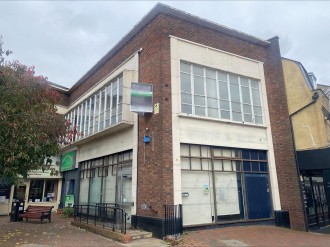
[[245, 173, 272, 219]]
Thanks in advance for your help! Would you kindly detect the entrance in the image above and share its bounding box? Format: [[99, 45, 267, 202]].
[[116, 164, 132, 223], [304, 176, 330, 229]]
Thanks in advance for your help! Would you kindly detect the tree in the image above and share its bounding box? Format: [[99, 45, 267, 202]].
[[0, 37, 67, 185]]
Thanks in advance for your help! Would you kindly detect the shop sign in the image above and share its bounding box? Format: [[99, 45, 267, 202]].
[[61, 151, 76, 172], [130, 82, 153, 113], [65, 194, 74, 207], [28, 165, 61, 178]]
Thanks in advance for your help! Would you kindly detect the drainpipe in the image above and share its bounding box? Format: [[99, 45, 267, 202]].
[[289, 91, 319, 231]]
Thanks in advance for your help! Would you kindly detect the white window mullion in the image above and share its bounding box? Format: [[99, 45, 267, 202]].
[[109, 83, 113, 126], [238, 76, 244, 122], [87, 98, 91, 136], [248, 79, 255, 123], [227, 74, 232, 121], [191, 64, 195, 115], [116, 78, 119, 123], [103, 89, 107, 129], [203, 68, 207, 117], [97, 92, 101, 132], [216, 72, 221, 120], [92, 94, 96, 134]]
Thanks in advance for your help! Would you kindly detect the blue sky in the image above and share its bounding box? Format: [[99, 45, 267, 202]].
[[1, 1, 329, 87]]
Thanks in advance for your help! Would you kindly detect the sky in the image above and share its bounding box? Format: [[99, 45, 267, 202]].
[[0, 1, 329, 88]]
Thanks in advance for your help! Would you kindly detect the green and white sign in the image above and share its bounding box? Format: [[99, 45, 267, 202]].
[[65, 194, 74, 207], [60, 151, 76, 172], [130, 82, 153, 113]]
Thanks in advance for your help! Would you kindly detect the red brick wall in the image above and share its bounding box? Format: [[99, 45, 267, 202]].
[[66, 12, 306, 230]]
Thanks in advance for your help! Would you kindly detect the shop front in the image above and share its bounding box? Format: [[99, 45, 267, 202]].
[[0, 183, 14, 215], [14, 161, 62, 211]]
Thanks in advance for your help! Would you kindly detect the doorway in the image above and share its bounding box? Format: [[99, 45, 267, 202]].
[[116, 164, 132, 223], [304, 176, 330, 229]]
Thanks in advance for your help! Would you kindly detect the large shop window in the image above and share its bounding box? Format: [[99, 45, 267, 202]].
[[180, 61, 263, 124], [28, 180, 58, 202], [65, 74, 123, 142], [79, 150, 133, 205], [180, 144, 271, 225]]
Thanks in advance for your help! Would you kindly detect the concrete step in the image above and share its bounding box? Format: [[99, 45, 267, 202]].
[[128, 229, 153, 240]]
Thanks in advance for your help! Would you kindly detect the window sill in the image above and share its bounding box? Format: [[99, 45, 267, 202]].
[[177, 113, 267, 129]]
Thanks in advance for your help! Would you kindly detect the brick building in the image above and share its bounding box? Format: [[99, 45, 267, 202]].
[[55, 3, 306, 237]]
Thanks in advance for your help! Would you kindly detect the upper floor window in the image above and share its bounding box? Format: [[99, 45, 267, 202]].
[[65, 74, 123, 142], [180, 61, 263, 124]]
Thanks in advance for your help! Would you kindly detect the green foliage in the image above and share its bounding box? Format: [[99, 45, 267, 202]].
[[0, 36, 66, 185], [61, 207, 74, 218]]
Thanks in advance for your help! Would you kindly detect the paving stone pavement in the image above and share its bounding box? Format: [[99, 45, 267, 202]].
[[2, 214, 330, 247]]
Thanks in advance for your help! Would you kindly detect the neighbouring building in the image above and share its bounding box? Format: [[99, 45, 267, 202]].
[[282, 57, 330, 230], [53, 3, 306, 237]]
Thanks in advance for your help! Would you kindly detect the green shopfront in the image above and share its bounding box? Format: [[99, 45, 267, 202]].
[[60, 150, 79, 208]]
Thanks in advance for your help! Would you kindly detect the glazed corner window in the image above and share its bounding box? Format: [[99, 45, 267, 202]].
[[180, 61, 263, 124], [65, 74, 124, 142], [28, 180, 58, 202]]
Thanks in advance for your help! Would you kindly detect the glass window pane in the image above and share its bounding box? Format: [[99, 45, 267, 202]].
[[213, 160, 222, 171], [223, 160, 232, 171], [220, 100, 230, 110], [240, 77, 249, 86], [252, 162, 259, 171], [181, 158, 190, 169], [181, 73, 191, 93], [241, 87, 251, 104], [219, 82, 229, 99], [258, 151, 267, 161], [181, 62, 191, 73], [232, 112, 242, 121], [206, 78, 217, 98], [213, 148, 222, 157], [243, 104, 252, 114], [202, 159, 211, 170], [260, 162, 268, 172], [181, 144, 190, 156], [222, 149, 231, 157], [181, 93, 192, 104], [254, 106, 262, 115], [195, 106, 206, 116], [244, 114, 253, 123], [201, 146, 211, 157], [235, 161, 241, 171], [230, 84, 240, 102], [229, 74, 239, 84], [194, 76, 204, 95], [252, 89, 261, 106], [191, 145, 200, 156], [182, 104, 192, 114], [242, 150, 250, 159], [191, 158, 201, 170], [193, 65, 204, 76], [208, 108, 219, 118], [251, 79, 259, 89], [231, 102, 241, 112], [207, 98, 218, 108], [194, 95, 205, 106], [251, 150, 258, 160], [206, 69, 216, 79], [218, 71, 227, 81], [255, 116, 263, 124], [243, 161, 251, 171], [221, 110, 230, 119]]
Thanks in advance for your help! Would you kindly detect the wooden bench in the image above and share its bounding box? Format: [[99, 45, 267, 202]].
[[18, 205, 54, 223]]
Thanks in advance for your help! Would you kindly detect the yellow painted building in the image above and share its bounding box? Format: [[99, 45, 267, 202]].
[[282, 58, 330, 150], [282, 57, 330, 230]]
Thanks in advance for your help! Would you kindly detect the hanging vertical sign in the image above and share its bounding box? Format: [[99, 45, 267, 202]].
[[130, 82, 153, 113]]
